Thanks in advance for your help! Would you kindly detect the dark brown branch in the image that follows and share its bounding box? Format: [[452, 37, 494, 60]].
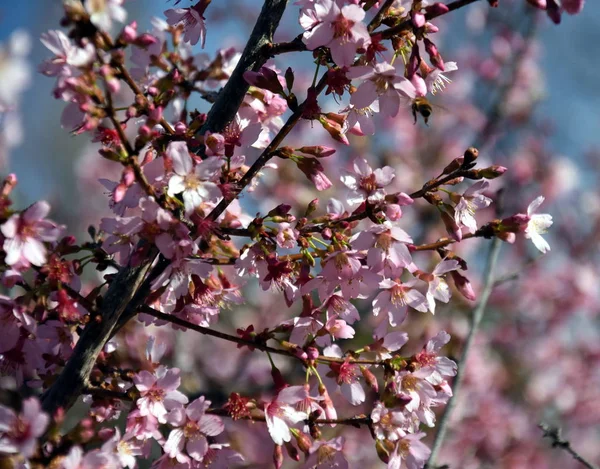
[[539, 424, 600, 469], [197, 0, 288, 136], [141, 305, 385, 365]]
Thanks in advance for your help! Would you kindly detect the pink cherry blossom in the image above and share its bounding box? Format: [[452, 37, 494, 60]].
[[371, 401, 408, 442], [372, 278, 428, 331], [166, 141, 222, 215], [453, 180, 492, 234], [84, 0, 127, 31], [301, 436, 348, 469], [340, 157, 395, 209], [413, 331, 458, 385], [133, 366, 189, 423], [348, 62, 407, 117], [163, 397, 224, 463], [423, 259, 461, 314], [1, 201, 62, 267], [387, 432, 431, 469], [300, 0, 371, 67], [321, 344, 365, 405], [165, 5, 207, 48], [264, 385, 310, 445], [0, 397, 49, 457]]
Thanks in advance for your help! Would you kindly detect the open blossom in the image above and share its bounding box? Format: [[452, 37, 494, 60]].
[[340, 157, 395, 209], [133, 366, 189, 423], [166, 141, 222, 215], [39, 30, 94, 77], [300, 0, 371, 67], [348, 62, 407, 117], [453, 180, 492, 234], [413, 331, 457, 385], [321, 344, 365, 405], [84, 0, 127, 31], [371, 401, 408, 442], [164, 4, 207, 48], [60, 445, 118, 469], [422, 259, 460, 314], [0, 397, 49, 458], [264, 385, 310, 445], [301, 436, 348, 469], [163, 397, 224, 463], [525, 196, 553, 253], [1, 201, 62, 267], [387, 432, 431, 469], [372, 278, 428, 331]]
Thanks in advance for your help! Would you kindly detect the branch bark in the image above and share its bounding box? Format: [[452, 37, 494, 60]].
[[41, 0, 290, 417], [197, 0, 288, 136]]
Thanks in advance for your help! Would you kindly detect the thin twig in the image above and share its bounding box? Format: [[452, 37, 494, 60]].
[[425, 237, 502, 468], [539, 424, 600, 469], [140, 305, 386, 366]]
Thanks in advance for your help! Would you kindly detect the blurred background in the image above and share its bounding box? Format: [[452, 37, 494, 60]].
[[1, 1, 600, 468]]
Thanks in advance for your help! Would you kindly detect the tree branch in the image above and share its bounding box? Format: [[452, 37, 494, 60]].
[[197, 0, 288, 136], [539, 424, 600, 469], [425, 237, 502, 468], [41, 0, 290, 418]]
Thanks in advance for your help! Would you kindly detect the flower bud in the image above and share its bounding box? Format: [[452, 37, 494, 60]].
[[479, 165, 507, 179], [376, 439, 395, 464], [284, 441, 300, 461], [121, 22, 138, 43], [425, 2, 450, 16], [451, 271, 476, 301], [295, 431, 312, 454], [499, 213, 530, 232], [406, 44, 421, 79], [295, 146, 336, 158], [412, 11, 426, 28], [273, 445, 283, 469], [319, 113, 349, 146], [442, 156, 464, 174], [497, 231, 516, 243], [306, 347, 319, 361], [174, 121, 187, 135], [360, 366, 379, 392], [424, 38, 444, 71], [463, 147, 479, 165]]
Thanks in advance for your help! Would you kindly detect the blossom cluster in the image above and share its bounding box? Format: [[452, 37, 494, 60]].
[[0, 0, 582, 467]]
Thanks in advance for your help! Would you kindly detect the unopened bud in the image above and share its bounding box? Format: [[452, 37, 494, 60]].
[[406, 44, 421, 79], [424, 38, 444, 71], [273, 445, 283, 469], [463, 147, 479, 164], [122, 167, 135, 186], [284, 441, 300, 461], [497, 231, 516, 243], [305, 199, 319, 217], [121, 22, 138, 43], [174, 121, 187, 134], [295, 146, 336, 158], [306, 347, 319, 361], [451, 271, 476, 301], [295, 431, 312, 454], [442, 156, 464, 174], [479, 165, 507, 179], [499, 213, 530, 232], [135, 33, 158, 47], [376, 439, 395, 464], [412, 11, 426, 28], [360, 366, 379, 392], [425, 2, 450, 16]]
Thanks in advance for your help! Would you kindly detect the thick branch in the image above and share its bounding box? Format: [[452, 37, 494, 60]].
[[41, 259, 153, 415], [197, 0, 288, 135], [425, 237, 502, 468]]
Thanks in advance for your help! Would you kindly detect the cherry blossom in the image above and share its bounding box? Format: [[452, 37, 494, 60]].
[[453, 180, 493, 234], [84, 0, 127, 31], [300, 0, 371, 67], [525, 196, 553, 253], [372, 278, 428, 332], [0, 397, 49, 457], [166, 141, 222, 215], [387, 432, 431, 469], [163, 397, 224, 463], [1, 201, 62, 267], [133, 366, 189, 423], [264, 385, 310, 445], [301, 436, 348, 469], [340, 157, 395, 209], [165, 4, 207, 48]]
